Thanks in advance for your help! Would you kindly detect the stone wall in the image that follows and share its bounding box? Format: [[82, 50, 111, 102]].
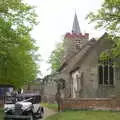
[[60, 33, 117, 98], [77, 34, 116, 98], [63, 33, 89, 63], [23, 81, 41, 93], [42, 83, 57, 103], [60, 98, 120, 111], [23, 80, 57, 103]]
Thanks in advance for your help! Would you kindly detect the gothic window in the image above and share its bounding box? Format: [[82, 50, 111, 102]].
[[98, 58, 114, 86]]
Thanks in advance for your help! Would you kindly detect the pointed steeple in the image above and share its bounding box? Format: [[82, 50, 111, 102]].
[[72, 13, 81, 34]]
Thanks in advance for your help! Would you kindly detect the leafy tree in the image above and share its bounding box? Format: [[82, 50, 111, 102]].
[[0, 0, 39, 87], [87, 0, 120, 64], [48, 42, 64, 72], [87, 0, 120, 34]]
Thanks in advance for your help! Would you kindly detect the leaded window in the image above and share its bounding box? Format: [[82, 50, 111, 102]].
[[98, 58, 114, 86]]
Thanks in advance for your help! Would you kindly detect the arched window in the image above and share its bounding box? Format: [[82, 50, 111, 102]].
[[98, 58, 114, 86]]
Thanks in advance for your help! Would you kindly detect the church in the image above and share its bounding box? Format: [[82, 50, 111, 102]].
[[58, 13, 120, 100]]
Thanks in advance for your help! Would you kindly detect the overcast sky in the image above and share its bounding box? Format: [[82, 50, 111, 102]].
[[26, 0, 104, 77]]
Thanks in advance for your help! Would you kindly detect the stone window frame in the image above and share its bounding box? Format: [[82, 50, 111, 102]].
[[98, 58, 115, 87]]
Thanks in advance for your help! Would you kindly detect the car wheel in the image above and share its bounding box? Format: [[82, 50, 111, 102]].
[[39, 107, 44, 118], [35, 107, 44, 119], [27, 111, 34, 120]]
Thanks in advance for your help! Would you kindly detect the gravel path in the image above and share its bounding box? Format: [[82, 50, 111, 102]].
[[40, 107, 57, 120]]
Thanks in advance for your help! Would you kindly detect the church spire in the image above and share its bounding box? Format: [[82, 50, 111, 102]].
[[72, 13, 81, 34]]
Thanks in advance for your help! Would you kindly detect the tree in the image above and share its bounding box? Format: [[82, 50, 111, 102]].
[[0, 0, 39, 87], [87, 0, 120, 34], [87, 0, 120, 64], [48, 42, 64, 72]]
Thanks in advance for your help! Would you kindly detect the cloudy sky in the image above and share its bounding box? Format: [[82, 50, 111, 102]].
[[26, 0, 104, 77]]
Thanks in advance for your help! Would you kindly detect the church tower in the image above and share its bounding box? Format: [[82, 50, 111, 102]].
[[63, 13, 89, 62]]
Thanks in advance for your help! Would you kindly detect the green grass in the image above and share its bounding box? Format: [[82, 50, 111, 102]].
[[41, 103, 58, 111], [0, 109, 4, 120], [45, 110, 120, 120]]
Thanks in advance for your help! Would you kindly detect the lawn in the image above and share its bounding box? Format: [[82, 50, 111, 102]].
[[45, 110, 120, 120], [0, 109, 4, 120], [41, 103, 58, 111]]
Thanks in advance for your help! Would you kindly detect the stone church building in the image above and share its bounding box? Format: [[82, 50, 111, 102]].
[[58, 13, 120, 100]]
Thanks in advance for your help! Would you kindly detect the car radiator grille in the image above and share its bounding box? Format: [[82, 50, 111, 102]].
[[14, 103, 23, 115]]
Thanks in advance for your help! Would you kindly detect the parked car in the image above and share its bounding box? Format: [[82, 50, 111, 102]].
[[4, 93, 44, 120]]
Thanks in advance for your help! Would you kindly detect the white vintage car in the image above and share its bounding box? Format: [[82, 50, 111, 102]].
[[4, 93, 44, 120]]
